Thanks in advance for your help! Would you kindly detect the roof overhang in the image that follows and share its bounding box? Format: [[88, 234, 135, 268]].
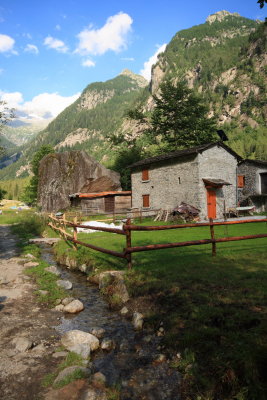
[[69, 191, 131, 199], [203, 178, 231, 188]]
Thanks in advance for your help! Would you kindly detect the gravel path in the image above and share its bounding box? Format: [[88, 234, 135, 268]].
[[0, 225, 61, 400]]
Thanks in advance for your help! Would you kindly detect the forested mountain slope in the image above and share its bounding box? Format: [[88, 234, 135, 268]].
[[148, 11, 266, 159], [0, 70, 148, 179]]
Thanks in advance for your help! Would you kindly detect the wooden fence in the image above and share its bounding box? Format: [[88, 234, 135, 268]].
[[48, 214, 267, 269]]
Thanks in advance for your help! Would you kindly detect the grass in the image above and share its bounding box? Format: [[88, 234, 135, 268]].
[[25, 259, 67, 306], [42, 352, 86, 389], [0, 209, 35, 225], [53, 217, 267, 400]]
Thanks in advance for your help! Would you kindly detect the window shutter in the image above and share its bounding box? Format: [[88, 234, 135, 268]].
[[142, 194, 150, 207], [142, 169, 149, 181], [238, 175, 245, 188]]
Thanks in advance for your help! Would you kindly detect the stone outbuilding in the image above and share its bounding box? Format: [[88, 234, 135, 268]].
[[130, 142, 242, 220], [69, 191, 132, 214], [237, 159, 267, 212]]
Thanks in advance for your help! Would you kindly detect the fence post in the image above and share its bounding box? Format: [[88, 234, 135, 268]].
[[73, 216, 78, 251], [209, 218, 216, 256], [124, 218, 132, 269]]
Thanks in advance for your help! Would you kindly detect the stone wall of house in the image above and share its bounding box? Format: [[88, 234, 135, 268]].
[[237, 162, 266, 200], [131, 155, 199, 211], [237, 161, 267, 211], [198, 145, 238, 219], [131, 144, 238, 220]]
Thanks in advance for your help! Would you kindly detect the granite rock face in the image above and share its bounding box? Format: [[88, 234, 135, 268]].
[[38, 150, 121, 212]]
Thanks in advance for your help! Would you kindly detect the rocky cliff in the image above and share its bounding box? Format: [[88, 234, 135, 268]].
[[38, 151, 121, 212]]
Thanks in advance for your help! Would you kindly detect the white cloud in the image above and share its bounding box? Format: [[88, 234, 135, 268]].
[[121, 57, 134, 61], [140, 44, 167, 81], [75, 12, 133, 56], [24, 44, 39, 54], [0, 33, 15, 53], [55, 24, 61, 31], [0, 91, 23, 107], [44, 35, 68, 53], [23, 33, 32, 39], [0, 91, 80, 121], [82, 59, 95, 67]]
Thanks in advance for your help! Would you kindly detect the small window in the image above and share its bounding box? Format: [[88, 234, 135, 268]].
[[142, 169, 149, 181], [238, 175, 245, 188], [142, 194, 150, 208], [261, 173, 267, 194]]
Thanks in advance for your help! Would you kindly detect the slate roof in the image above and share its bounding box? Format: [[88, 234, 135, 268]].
[[129, 142, 242, 169], [238, 159, 267, 167]]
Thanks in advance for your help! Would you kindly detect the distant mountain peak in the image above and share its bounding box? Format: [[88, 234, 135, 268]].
[[206, 10, 241, 24], [119, 69, 148, 87]]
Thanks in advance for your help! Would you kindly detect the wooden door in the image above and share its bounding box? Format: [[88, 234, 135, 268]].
[[207, 189, 216, 219], [104, 196, 115, 213]]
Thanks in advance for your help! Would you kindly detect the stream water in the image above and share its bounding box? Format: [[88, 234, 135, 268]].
[[41, 245, 181, 400]]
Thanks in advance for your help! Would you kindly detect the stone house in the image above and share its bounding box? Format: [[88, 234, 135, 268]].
[[69, 191, 132, 214], [130, 142, 242, 220], [237, 159, 267, 212]]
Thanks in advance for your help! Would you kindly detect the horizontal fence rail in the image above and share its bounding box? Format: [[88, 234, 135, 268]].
[[47, 214, 267, 269]]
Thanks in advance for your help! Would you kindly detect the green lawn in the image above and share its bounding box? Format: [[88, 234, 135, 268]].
[[54, 219, 267, 400]]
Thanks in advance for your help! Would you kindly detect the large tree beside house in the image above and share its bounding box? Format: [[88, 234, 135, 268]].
[[129, 80, 218, 151]]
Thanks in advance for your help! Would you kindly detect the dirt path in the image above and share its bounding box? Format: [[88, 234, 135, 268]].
[[0, 225, 61, 400]]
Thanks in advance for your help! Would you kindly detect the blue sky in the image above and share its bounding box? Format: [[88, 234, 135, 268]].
[[0, 0, 264, 123]]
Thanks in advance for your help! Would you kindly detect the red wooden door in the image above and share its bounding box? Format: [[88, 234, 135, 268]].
[[207, 189, 216, 219]]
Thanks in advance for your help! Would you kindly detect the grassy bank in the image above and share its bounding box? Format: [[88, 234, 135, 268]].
[[53, 218, 267, 400], [0, 210, 67, 306]]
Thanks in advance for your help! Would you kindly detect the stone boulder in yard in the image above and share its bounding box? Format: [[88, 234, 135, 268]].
[[38, 150, 121, 212]]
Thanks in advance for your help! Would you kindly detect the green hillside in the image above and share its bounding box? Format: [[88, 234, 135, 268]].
[[0, 70, 148, 179]]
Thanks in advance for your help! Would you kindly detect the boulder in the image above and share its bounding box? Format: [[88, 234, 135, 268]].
[[63, 299, 84, 313], [38, 150, 121, 212], [54, 304, 65, 311], [62, 297, 75, 306], [83, 388, 107, 400], [56, 280, 73, 290], [54, 366, 91, 385], [11, 337, 33, 352], [24, 262, 39, 268], [97, 271, 129, 304], [101, 338, 116, 351], [91, 372, 106, 387], [132, 312, 144, 330], [45, 266, 61, 276], [89, 327, 105, 339], [61, 330, 100, 354], [120, 306, 129, 315]]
